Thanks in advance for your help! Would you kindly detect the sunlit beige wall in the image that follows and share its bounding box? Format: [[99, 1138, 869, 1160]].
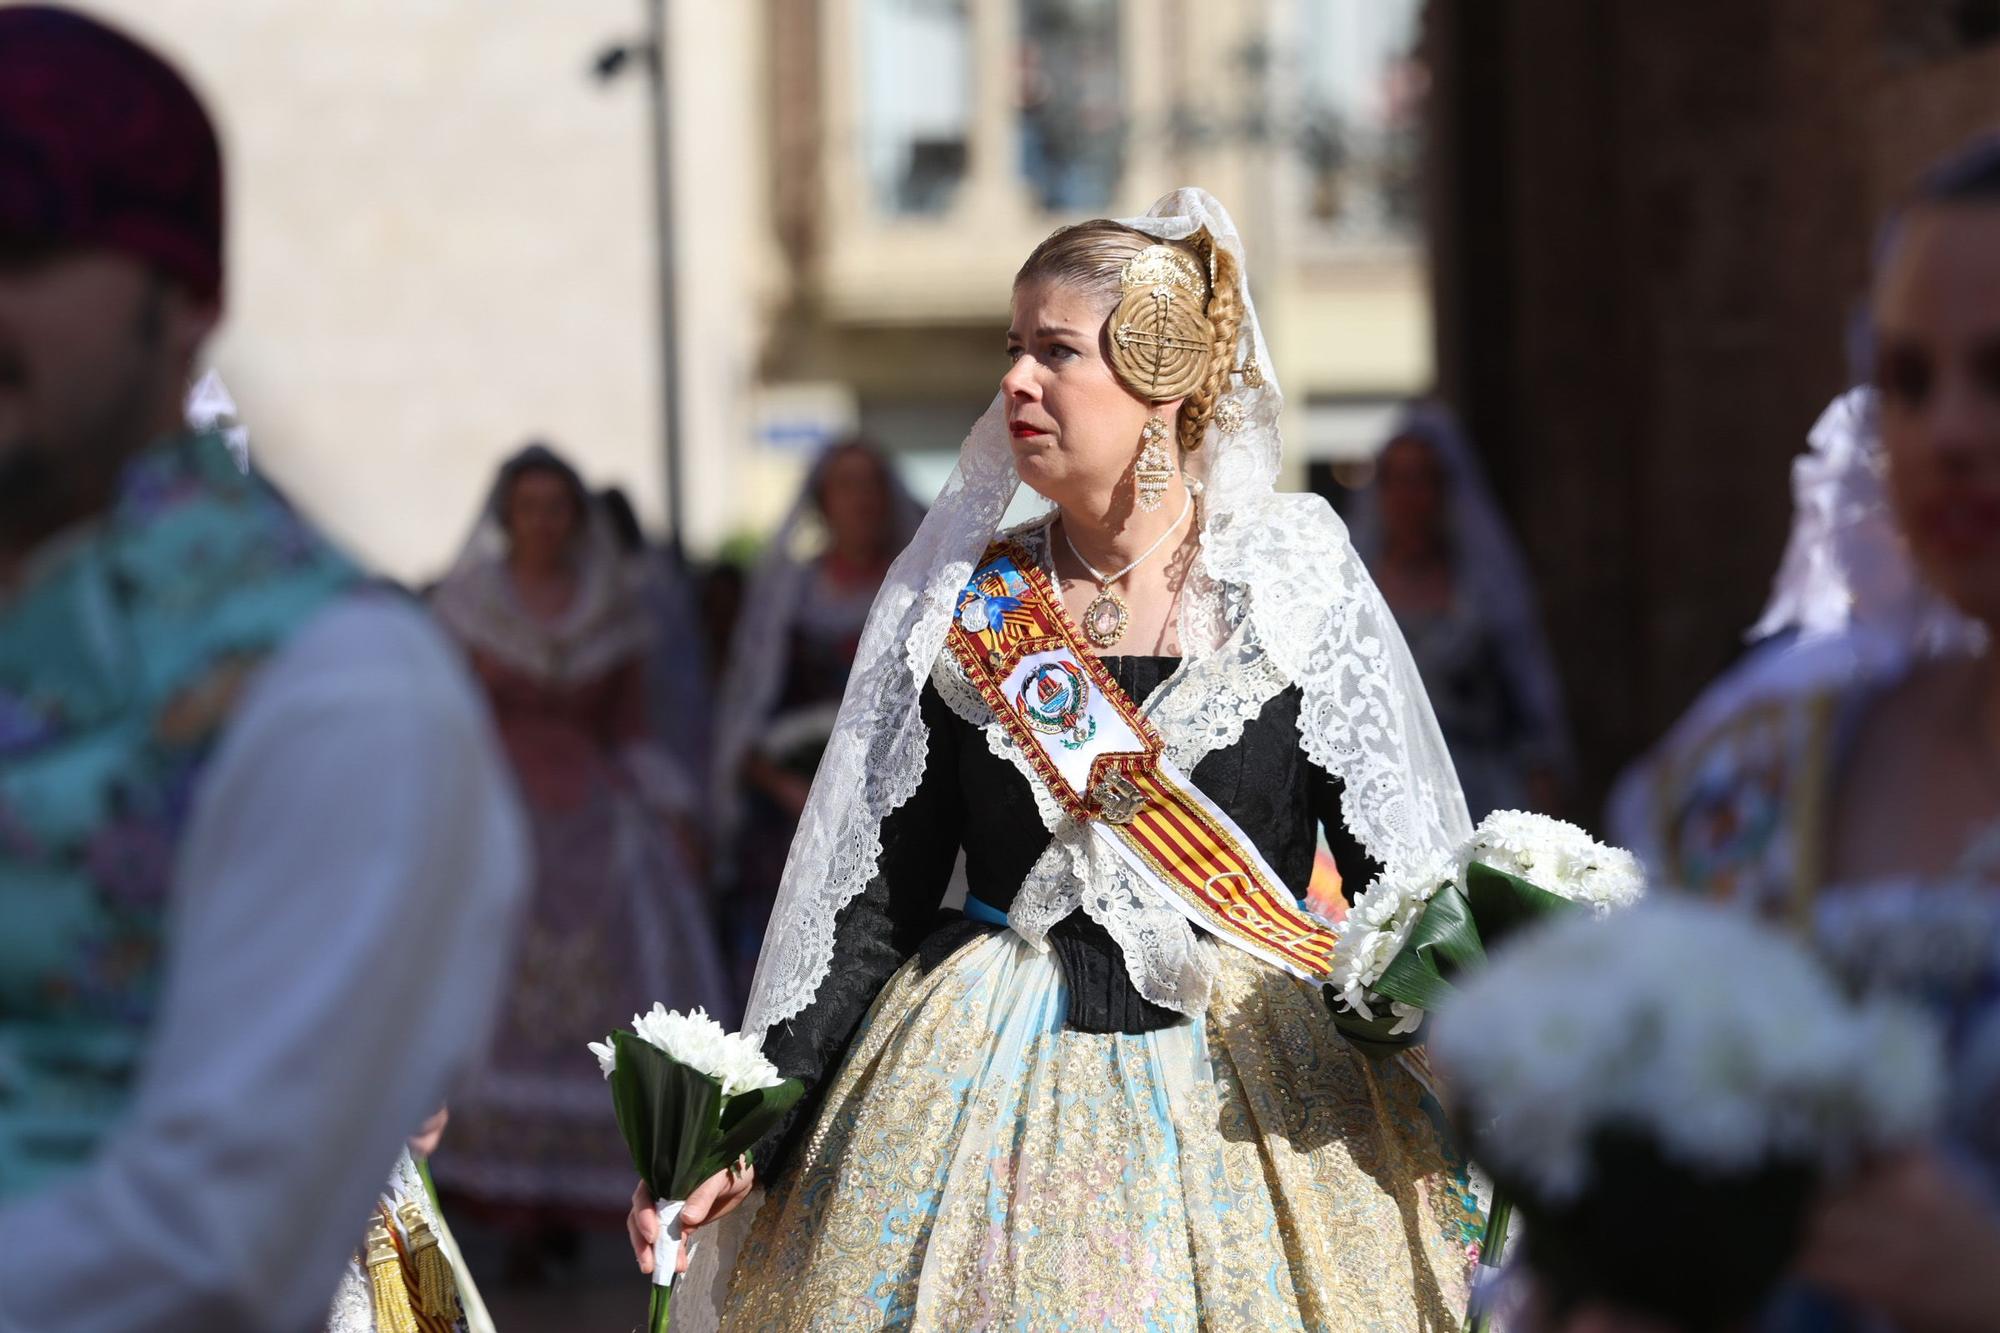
[[75, 0, 761, 579], [76, 0, 1428, 574]]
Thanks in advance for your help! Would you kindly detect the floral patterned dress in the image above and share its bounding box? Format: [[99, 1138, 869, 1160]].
[[709, 658, 1482, 1332]]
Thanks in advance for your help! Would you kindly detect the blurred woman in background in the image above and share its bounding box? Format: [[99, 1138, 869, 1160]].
[[1352, 402, 1574, 818], [1626, 138, 2000, 1333], [711, 439, 922, 1000], [430, 444, 729, 1275]]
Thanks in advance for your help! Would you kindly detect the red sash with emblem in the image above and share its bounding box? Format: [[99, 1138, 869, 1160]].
[[945, 539, 1339, 984]]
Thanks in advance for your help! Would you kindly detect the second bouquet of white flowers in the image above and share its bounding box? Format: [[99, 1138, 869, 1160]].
[[1329, 810, 1646, 1041], [587, 1005, 803, 1333], [1326, 810, 1647, 1331]]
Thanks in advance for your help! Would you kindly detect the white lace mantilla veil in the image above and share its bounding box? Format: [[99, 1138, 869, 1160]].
[[1751, 386, 1980, 652], [430, 446, 653, 688], [709, 443, 927, 834], [1606, 386, 1986, 860], [1349, 399, 1576, 775], [675, 187, 1471, 1327]]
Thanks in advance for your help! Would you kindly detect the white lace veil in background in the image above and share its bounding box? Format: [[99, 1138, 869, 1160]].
[[183, 369, 249, 472], [1348, 399, 1576, 781], [709, 442, 926, 833], [1749, 386, 1980, 651], [430, 443, 653, 688], [1606, 387, 1985, 858]]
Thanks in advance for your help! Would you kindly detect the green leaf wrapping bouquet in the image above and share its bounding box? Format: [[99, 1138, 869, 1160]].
[[1330, 810, 1649, 1043], [589, 1006, 804, 1332]]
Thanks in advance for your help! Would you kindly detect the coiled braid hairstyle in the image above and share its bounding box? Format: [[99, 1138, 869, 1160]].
[[1014, 220, 1247, 457]]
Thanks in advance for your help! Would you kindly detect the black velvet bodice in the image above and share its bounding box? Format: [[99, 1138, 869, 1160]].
[[948, 658, 1348, 916], [753, 656, 1382, 1179]]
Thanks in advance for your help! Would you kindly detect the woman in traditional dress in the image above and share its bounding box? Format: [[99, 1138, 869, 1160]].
[[1629, 147, 1997, 918], [642, 189, 1484, 1332], [1625, 141, 2000, 1332], [430, 444, 730, 1267], [1604, 385, 1980, 882], [1351, 402, 1573, 819], [711, 439, 922, 999]]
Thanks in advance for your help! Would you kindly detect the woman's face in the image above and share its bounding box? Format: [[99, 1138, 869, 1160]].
[[817, 446, 893, 554], [1376, 433, 1449, 549], [504, 467, 581, 568], [1002, 276, 1176, 510], [1873, 203, 2000, 628]]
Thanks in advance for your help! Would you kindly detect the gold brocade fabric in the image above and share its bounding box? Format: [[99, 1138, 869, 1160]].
[[722, 933, 1481, 1331]]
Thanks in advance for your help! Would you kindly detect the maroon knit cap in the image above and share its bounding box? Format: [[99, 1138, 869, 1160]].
[[0, 6, 224, 301]]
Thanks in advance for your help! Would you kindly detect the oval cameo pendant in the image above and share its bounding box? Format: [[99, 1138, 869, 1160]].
[[1081, 590, 1129, 649]]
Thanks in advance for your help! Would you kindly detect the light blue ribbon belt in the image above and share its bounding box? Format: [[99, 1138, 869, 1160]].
[[963, 895, 1009, 927]]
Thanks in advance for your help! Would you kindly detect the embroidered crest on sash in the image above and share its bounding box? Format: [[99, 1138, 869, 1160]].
[[944, 539, 1340, 985]]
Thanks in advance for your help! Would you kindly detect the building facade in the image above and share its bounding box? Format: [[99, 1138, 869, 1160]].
[[69, 1, 1433, 573], [741, 0, 1436, 530]]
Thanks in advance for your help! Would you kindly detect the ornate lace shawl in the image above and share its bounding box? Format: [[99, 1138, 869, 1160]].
[[431, 454, 654, 689]]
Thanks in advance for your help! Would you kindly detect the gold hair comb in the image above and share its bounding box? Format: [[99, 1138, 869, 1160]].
[[1119, 245, 1208, 300]]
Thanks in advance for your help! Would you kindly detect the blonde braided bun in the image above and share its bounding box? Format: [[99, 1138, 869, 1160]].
[[1014, 220, 1244, 454], [1106, 244, 1212, 401], [1176, 239, 1244, 456]]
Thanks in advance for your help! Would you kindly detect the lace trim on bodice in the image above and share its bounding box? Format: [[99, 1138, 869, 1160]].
[[1205, 493, 1471, 877]]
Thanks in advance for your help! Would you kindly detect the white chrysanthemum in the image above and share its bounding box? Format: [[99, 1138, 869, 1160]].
[[587, 1036, 618, 1079], [1331, 819, 1644, 1034], [625, 1004, 785, 1097], [1430, 900, 1944, 1202], [1330, 853, 1454, 1026], [1461, 810, 1646, 913]]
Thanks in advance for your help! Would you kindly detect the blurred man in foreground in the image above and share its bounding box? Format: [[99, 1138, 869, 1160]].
[[0, 8, 526, 1329]]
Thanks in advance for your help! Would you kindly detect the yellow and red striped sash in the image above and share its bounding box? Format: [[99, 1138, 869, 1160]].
[[945, 540, 1338, 983]]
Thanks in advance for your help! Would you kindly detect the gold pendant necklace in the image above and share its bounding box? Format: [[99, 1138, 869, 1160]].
[[1080, 586, 1131, 649], [1057, 490, 1193, 650]]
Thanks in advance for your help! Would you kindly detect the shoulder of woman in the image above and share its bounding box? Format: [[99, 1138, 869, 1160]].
[[1203, 490, 1353, 576], [605, 554, 660, 615], [1211, 489, 1343, 536], [427, 557, 501, 633]]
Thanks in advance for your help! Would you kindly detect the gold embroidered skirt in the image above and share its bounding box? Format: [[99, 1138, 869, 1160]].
[[718, 931, 1481, 1331]]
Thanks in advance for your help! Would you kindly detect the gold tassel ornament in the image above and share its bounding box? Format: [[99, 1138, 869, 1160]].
[[399, 1200, 464, 1327], [364, 1212, 423, 1333]]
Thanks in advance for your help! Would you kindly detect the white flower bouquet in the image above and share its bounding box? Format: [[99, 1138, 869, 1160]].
[[1330, 810, 1646, 1041], [1325, 811, 1646, 1329], [1430, 901, 1942, 1331], [589, 1005, 803, 1332]]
